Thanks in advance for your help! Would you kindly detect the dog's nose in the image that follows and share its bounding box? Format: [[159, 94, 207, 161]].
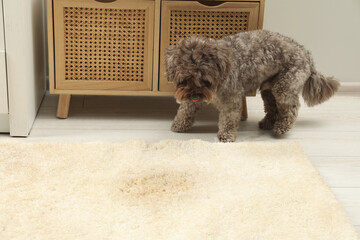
[[191, 94, 200, 102]]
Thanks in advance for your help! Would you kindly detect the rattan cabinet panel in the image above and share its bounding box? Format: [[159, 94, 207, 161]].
[[159, 1, 260, 92], [53, 0, 154, 91]]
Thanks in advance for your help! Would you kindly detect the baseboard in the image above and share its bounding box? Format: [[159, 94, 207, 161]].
[[0, 113, 10, 133], [338, 82, 360, 93]]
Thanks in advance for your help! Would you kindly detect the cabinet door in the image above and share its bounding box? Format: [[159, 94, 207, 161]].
[[53, 0, 154, 91], [159, 1, 260, 92]]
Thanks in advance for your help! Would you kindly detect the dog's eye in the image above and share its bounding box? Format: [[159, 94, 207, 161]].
[[178, 80, 187, 87], [202, 80, 212, 88]]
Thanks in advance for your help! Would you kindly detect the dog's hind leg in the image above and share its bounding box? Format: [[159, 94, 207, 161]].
[[171, 102, 204, 132], [259, 80, 278, 130], [271, 68, 309, 135]]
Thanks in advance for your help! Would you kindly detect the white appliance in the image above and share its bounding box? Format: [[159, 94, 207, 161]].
[[0, 0, 9, 133], [0, 0, 46, 136]]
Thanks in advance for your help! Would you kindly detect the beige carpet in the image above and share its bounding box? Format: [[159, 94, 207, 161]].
[[0, 140, 358, 240]]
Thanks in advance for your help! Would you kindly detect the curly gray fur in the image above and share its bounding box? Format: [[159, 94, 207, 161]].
[[165, 30, 340, 142]]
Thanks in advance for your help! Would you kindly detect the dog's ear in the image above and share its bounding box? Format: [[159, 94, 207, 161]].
[[213, 44, 232, 80], [164, 45, 177, 82]]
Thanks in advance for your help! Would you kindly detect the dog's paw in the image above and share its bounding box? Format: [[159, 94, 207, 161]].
[[273, 127, 287, 135], [171, 121, 192, 133], [217, 132, 236, 143], [273, 119, 293, 135], [258, 118, 275, 130]]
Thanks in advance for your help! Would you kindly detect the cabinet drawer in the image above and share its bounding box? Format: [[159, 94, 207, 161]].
[[52, 0, 155, 91], [159, 0, 260, 92]]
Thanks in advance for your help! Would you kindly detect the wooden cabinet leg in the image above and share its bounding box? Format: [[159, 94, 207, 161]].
[[57, 94, 71, 119], [241, 97, 248, 121]]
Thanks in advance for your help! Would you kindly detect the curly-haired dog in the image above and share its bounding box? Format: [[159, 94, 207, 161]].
[[165, 30, 340, 142]]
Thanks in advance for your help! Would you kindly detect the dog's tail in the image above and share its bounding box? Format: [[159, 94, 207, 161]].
[[302, 67, 340, 107]]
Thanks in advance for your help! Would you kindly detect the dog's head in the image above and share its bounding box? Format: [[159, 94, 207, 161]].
[[164, 36, 231, 103]]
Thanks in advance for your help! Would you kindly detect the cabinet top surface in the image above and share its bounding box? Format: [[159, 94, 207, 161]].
[[164, 0, 263, 2]]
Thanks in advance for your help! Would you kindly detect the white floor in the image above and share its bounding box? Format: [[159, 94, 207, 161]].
[[1, 91, 360, 233]]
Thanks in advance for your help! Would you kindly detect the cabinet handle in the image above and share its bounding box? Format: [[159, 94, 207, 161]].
[[95, 0, 117, 3], [198, 1, 225, 7]]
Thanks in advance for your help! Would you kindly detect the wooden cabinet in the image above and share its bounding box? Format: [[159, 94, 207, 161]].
[[47, 0, 265, 118]]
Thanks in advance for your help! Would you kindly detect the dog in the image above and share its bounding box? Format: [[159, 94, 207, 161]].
[[164, 30, 340, 142]]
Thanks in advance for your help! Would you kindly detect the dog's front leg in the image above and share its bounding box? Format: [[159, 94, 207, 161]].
[[171, 102, 203, 133], [217, 106, 242, 143]]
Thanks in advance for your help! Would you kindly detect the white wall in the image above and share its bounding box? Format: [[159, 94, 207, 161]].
[[263, 0, 360, 82]]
